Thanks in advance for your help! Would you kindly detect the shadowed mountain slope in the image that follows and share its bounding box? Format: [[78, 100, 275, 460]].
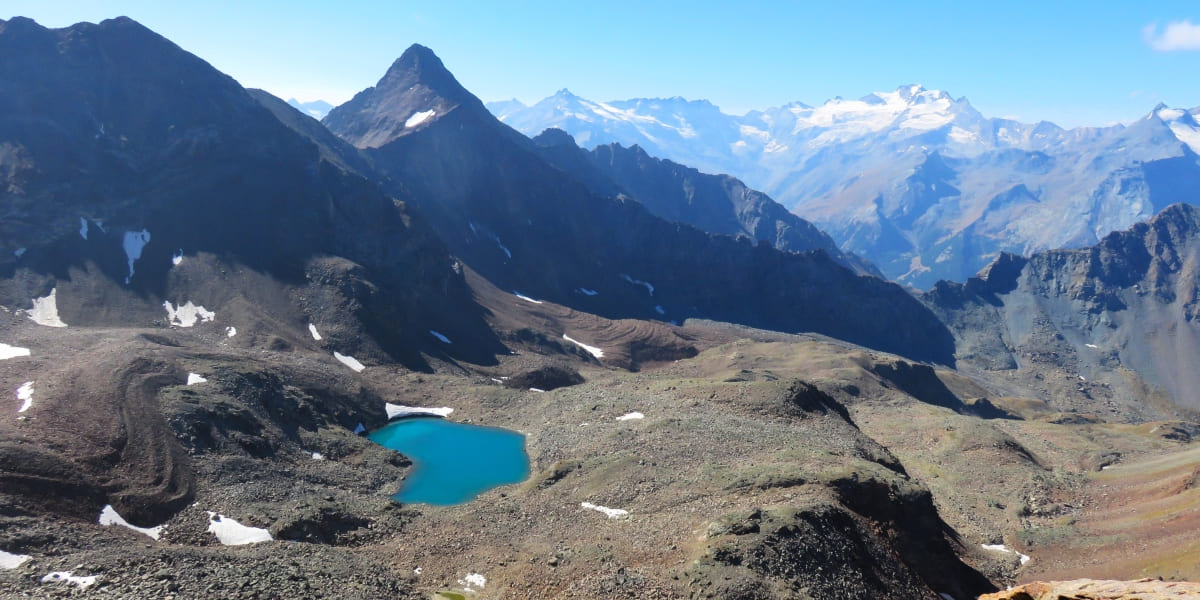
[[529, 129, 882, 277], [0, 17, 504, 369], [324, 45, 955, 365]]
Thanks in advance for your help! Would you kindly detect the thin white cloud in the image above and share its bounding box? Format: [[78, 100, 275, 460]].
[[1144, 20, 1200, 52]]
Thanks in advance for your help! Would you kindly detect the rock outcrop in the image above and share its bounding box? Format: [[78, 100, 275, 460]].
[[979, 578, 1200, 600], [925, 203, 1200, 415]]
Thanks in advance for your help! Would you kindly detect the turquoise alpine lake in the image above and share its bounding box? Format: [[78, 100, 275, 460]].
[[367, 417, 530, 505]]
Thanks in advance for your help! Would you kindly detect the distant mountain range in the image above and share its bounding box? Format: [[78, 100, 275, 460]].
[[491, 89, 1200, 288], [320, 45, 951, 362], [286, 98, 333, 120]]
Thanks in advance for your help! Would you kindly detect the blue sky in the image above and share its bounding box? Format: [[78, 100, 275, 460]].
[[6, 1, 1200, 127]]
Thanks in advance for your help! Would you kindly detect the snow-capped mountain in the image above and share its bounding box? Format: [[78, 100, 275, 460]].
[[321, 46, 955, 363], [492, 88, 1200, 288], [286, 98, 333, 119]]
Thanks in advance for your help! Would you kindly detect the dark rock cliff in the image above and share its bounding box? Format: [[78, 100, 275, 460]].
[[926, 203, 1200, 414]]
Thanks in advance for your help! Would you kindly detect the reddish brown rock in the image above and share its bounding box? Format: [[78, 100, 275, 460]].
[[979, 578, 1200, 599]]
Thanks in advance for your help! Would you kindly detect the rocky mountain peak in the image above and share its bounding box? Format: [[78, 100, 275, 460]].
[[531, 127, 579, 148], [896, 83, 927, 100], [379, 44, 463, 97], [323, 44, 482, 148]]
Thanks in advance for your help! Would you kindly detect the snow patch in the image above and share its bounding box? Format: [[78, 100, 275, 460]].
[[99, 505, 164, 540], [459, 572, 487, 590], [562, 334, 603, 359], [0, 344, 31, 360], [620, 274, 654, 295], [981, 543, 1030, 565], [791, 86, 954, 144], [1168, 120, 1200, 154], [385, 403, 453, 419], [311, 452, 325, 460], [353, 423, 366, 435], [405, 109, 436, 128], [0, 550, 30, 570], [1158, 107, 1186, 120], [333, 352, 365, 372], [577, 287, 599, 296], [581, 502, 629, 519], [616, 412, 644, 421], [494, 237, 512, 258], [206, 512, 272, 545], [226, 326, 237, 338], [430, 330, 452, 344], [13, 248, 25, 258], [1085, 343, 1098, 349], [529, 387, 545, 393], [122, 229, 150, 284], [163, 300, 215, 327], [79, 218, 89, 240], [764, 140, 789, 153], [948, 126, 978, 144], [28, 288, 67, 327], [654, 305, 666, 315], [41, 571, 97, 590], [308, 323, 322, 340], [172, 249, 183, 266], [186, 373, 207, 385], [16, 381, 34, 413], [514, 291, 543, 304]]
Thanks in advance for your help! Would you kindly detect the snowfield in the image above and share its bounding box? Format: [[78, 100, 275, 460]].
[[385, 403, 454, 419], [0, 344, 31, 360], [123, 229, 150, 284], [405, 109, 435, 127], [163, 300, 215, 327], [16, 381, 34, 413], [206, 512, 273, 545], [28, 288, 66, 327], [581, 502, 629, 519], [562, 334, 603, 359], [99, 504, 165, 540], [42, 571, 97, 590], [333, 352, 365, 372], [0, 550, 30, 570]]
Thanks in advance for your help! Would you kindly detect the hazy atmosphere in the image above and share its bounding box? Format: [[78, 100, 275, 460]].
[[7, 1, 1200, 126]]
